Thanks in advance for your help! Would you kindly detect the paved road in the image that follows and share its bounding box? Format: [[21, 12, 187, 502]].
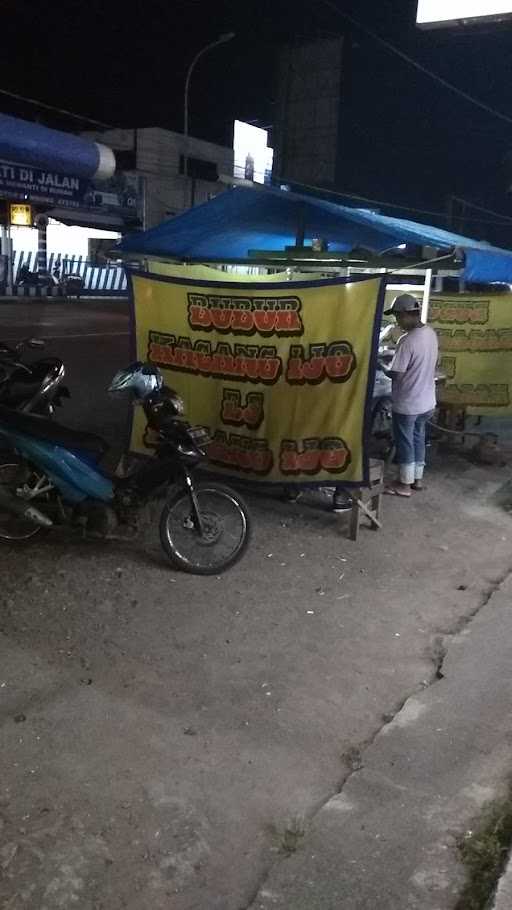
[[0, 299, 131, 449], [1, 301, 512, 909]]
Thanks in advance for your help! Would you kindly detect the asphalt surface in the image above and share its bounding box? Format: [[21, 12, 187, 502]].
[[0, 299, 131, 449], [1, 301, 512, 910]]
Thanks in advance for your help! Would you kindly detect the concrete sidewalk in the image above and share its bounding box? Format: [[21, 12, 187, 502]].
[[495, 858, 512, 910], [3, 288, 512, 909], [1, 458, 512, 910], [249, 573, 512, 910]]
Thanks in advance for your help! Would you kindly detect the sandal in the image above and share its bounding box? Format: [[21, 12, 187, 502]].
[[385, 484, 412, 498]]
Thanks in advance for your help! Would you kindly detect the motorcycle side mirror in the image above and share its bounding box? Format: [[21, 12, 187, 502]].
[[26, 338, 45, 350]]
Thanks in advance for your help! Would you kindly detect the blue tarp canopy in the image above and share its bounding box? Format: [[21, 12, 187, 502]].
[[120, 184, 512, 284]]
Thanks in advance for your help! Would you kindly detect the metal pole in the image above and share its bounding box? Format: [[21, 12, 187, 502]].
[[421, 268, 432, 323], [0, 224, 6, 290], [37, 217, 48, 274], [183, 32, 235, 209], [6, 221, 13, 295]]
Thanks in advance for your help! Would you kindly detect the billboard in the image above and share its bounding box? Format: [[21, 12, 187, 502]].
[[233, 121, 273, 185], [417, 0, 512, 26], [0, 159, 89, 209], [274, 38, 343, 186]]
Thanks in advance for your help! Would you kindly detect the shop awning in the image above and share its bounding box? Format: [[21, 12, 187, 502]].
[[119, 184, 512, 283], [0, 114, 115, 180]]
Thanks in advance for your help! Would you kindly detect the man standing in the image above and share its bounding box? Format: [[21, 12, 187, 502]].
[[384, 293, 438, 497]]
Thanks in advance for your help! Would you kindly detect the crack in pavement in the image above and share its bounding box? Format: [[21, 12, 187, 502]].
[[243, 565, 512, 910]]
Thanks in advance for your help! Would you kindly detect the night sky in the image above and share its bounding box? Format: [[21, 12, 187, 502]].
[[1, 0, 512, 244]]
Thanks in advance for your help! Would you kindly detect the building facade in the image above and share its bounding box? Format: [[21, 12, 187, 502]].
[[274, 37, 344, 188], [83, 127, 234, 229]]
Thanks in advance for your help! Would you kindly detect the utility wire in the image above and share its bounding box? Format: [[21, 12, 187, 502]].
[[451, 195, 512, 224], [317, 0, 512, 128], [0, 86, 112, 129], [276, 176, 512, 227]]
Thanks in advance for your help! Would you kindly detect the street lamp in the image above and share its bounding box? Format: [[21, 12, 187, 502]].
[[183, 31, 235, 205]]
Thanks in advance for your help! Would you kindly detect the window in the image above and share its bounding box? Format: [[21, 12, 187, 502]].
[[115, 150, 137, 170], [179, 155, 218, 182]]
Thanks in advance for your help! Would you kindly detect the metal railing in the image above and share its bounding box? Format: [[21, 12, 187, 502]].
[[12, 250, 128, 295]]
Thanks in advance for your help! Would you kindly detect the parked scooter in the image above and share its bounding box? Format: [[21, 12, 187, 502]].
[[16, 264, 51, 290], [369, 327, 395, 459], [52, 257, 83, 299], [0, 361, 251, 574], [16, 261, 83, 298], [0, 339, 69, 416]]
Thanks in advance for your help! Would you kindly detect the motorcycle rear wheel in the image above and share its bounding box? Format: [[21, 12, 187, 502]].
[[159, 482, 250, 575]]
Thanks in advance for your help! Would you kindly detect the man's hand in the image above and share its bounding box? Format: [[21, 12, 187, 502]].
[[378, 360, 398, 379]]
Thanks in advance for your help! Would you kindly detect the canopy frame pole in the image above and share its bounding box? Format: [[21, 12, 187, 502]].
[[5, 222, 13, 294], [421, 268, 432, 322], [295, 204, 306, 248]]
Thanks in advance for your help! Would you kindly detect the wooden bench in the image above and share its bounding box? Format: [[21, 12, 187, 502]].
[[344, 459, 385, 541]]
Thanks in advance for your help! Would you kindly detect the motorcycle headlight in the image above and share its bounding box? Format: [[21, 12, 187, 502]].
[[169, 392, 185, 415]]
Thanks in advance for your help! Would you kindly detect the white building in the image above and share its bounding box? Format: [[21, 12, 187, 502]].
[[7, 127, 234, 287], [11, 221, 120, 261]]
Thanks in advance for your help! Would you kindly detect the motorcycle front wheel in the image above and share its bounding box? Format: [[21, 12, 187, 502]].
[[159, 482, 251, 575]]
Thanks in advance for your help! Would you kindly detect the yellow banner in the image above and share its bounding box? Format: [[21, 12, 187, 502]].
[[429, 293, 512, 414], [147, 261, 315, 283], [130, 272, 384, 485]]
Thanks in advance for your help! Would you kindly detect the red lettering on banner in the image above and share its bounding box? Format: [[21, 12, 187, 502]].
[[276, 309, 302, 333], [231, 305, 253, 332], [187, 294, 304, 336], [189, 305, 211, 328], [302, 357, 325, 382], [221, 389, 265, 430], [208, 431, 274, 476], [286, 342, 356, 385], [148, 331, 282, 385], [279, 437, 351, 476]]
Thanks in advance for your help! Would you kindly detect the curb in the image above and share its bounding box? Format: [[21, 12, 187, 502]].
[[0, 296, 129, 308], [248, 575, 512, 910], [493, 853, 512, 909]]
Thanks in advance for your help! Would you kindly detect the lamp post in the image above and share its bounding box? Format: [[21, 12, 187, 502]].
[[183, 31, 235, 207]]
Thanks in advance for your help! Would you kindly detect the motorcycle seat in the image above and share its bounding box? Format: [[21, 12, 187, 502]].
[[0, 405, 108, 457]]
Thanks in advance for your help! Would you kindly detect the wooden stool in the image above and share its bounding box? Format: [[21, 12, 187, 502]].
[[347, 459, 385, 541], [437, 403, 468, 448]]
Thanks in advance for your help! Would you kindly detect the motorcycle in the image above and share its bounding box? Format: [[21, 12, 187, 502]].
[[0, 338, 69, 416], [16, 261, 82, 299], [0, 361, 251, 575], [52, 257, 83, 299], [15, 264, 48, 290], [370, 328, 395, 460]]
